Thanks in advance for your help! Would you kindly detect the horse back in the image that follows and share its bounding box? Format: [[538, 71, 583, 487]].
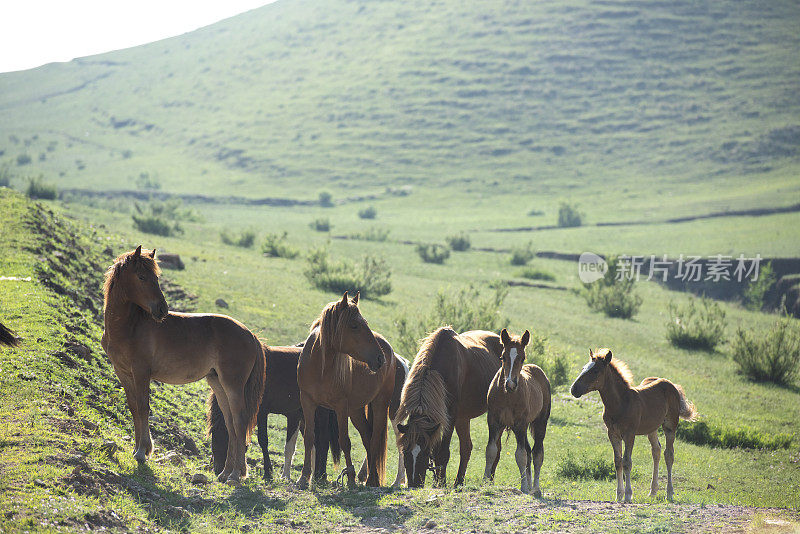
[[634, 377, 682, 432], [450, 330, 502, 419], [262, 344, 302, 414]]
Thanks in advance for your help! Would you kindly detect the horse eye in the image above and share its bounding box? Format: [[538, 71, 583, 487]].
[[137, 274, 146, 281], [350, 323, 359, 330]]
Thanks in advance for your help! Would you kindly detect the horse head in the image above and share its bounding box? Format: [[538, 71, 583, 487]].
[[570, 348, 612, 397], [499, 328, 530, 392]]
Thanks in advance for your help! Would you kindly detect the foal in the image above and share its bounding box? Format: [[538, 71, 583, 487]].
[[570, 349, 696, 502], [484, 329, 551, 496]]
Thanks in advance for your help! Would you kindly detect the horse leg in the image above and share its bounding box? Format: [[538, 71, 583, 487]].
[[664, 425, 676, 502], [453, 417, 472, 487], [258, 409, 271, 481], [433, 427, 453, 488], [296, 395, 317, 490], [530, 417, 547, 498], [282, 412, 301, 481], [622, 433, 635, 503], [208, 375, 236, 481], [513, 428, 531, 494], [647, 431, 661, 497], [337, 409, 357, 489], [350, 407, 373, 485], [391, 419, 405, 487], [117, 372, 142, 461], [608, 430, 624, 502], [483, 418, 501, 481], [220, 382, 250, 482], [131, 369, 153, 462]]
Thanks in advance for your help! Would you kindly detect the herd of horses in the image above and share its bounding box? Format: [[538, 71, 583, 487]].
[[98, 246, 697, 503]]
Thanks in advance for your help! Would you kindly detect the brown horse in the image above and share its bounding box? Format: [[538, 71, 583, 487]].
[[570, 348, 696, 502], [396, 327, 502, 488], [102, 246, 265, 483], [484, 329, 551, 496], [296, 292, 396, 489]]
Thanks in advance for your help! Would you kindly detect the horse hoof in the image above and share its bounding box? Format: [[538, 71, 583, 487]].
[[133, 450, 147, 463], [296, 478, 309, 490], [533, 490, 542, 498]]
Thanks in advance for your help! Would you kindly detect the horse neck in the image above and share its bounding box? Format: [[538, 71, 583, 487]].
[[597, 366, 632, 415], [103, 283, 144, 342]]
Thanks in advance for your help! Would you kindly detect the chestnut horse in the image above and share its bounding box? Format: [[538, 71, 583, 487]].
[[396, 327, 502, 488], [102, 246, 265, 483], [484, 329, 551, 496], [296, 292, 396, 489], [207, 342, 340, 482], [570, 348, 696, 502]]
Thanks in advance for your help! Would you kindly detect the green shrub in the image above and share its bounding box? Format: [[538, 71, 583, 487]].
[[394, 284, 508, 358], [353, 226, 389, 242], [417, 243, 450, 264], [556, 452, 614, 481], [16, 153, 31, 166], [358, 205, 377, 219], [666, 298, 727, 351], [446, 233, 471, 252], [732, 317, 800, 385], [521, 331, 569, 387], [310, 217, 331, 232], [583, 255, 642, 319], [318, 190, 334, 207], [557, 201, 582, 227], [25, 177, 57, 200], [135, 172, 161, 190], [518, 267, 556, 282], [262, 232, 299, 259], [676, 420, 792, 450], [220, 229, 256, 248], [527, 208, 545, 216], [132, 214, 182, 236], [0, 163, 12, 187], [303, 247, 391, 298], [509, 242, 535, 266], [743, 261, 776, 311]]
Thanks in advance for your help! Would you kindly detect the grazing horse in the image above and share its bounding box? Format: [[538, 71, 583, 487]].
[[396, 327, 502, 488], [296, 292, 396, 489], [570, 348, 696, 503], [0, 322, 20, 347], [207, 342, 340, 481], [101, 246, 265, 483], [484, 329, 551, 496]]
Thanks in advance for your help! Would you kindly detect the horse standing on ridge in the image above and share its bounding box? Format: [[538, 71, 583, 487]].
[[101, 246, 265, 484], [484, 329, 551, 496], [396, 326, 502, 488], [570, 348, 696, 503]]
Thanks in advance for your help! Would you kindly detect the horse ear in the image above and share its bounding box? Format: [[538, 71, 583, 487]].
[[397, 423, 408, 434], [603, 349, 613, 362], [148, 248, 156, 259], [521, 330, 530, 347], [589, 348, 594, 359], [500, 328, 510, 346], [134, 245, 142, 258], [340, 291, 349, 306], [353, 291, 360, 305]]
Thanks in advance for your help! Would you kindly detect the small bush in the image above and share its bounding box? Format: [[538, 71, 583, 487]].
[[522, 331, 569, 387], [304, 247, 391, 298], [518, 267, 556, 282], [417, 243, 450, 264], [732, 317, 800, 385], [262, 232, 299, 259], [676, 420, 792, 450], [527, 208, 545, 217], [310, 217, 331, 232], [558, 201, 582, 227], [386, 185, 412, 196], [16, 153, 31, 166], [318, 190, 334, 207], [583, 255, 642, 319], [556, 452, 614, 481], [510, 242, 535, 266], [220, 229, 256, 248], [26, 177, 57, 200], [743, 261, 776, 311], [135, 172, 161, 190], [354, 226, 390, 242], [394, 284, 508, 357], [358, 205, 377, 219], [0, 163, 12, 187], [132, 214, 182, 236], [666, 298, 727, 351], [446, 233, 471, 252]]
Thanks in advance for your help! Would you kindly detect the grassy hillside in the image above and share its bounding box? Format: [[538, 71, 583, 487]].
[[0, 0, 799, 218]]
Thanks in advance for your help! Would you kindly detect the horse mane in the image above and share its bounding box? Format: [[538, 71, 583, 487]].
[[309, 298, 357, 385], [396, 327, 456, 449], [604, 352, 633, 386], [103, 248, 160, 312]]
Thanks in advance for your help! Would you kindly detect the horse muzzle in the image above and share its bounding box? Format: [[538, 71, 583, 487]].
[[150, 302, 169, 322], [367, 353, 384, 373], [570, 383, 584, 398], [504, 378, 518, 392]]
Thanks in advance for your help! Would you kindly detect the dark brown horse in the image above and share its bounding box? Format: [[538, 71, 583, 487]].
[[484, 329, 551, 496], [102, 246, 265, 483], [207, 342, 340, 481], [396, 327, 502, 487], [296, 292, 396, 489], [570, 348, 696, 502]]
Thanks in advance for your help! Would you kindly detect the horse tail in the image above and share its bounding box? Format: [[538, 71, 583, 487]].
[[0, 322, 20, 347], [675, 383, 697, 421], [206, 392, 228, 475], [327, 409, 341, 467], [243, 339, 266, 442], [367, 400, 389, 486]]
